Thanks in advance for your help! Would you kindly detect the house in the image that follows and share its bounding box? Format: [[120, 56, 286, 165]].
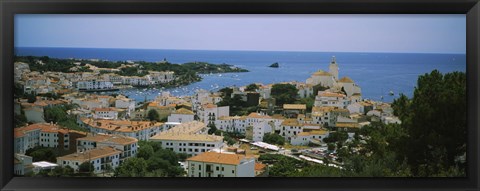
[[252, 121, 273, 142], [150, 121, 222, 156], [167, 108, 195, 123], [93, 107, 119, 120], [280, 119, 304, 142], [337, 77, 362, 97], [57, 146, 122, 173], [14, 154, 33, 176], [186, 152, 255, 177], [14, 124, 42, 154], [283, 104, 306, 118], [115, 95, 135, 117], [314, 91, 350, 109], [76, 133, 138, 162], [81, 118, 163, 141], [290, 129, 330, 146], [197, 103, 229, 126]]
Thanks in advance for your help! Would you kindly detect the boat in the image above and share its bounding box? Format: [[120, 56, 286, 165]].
[[389, 91, 394, 96]]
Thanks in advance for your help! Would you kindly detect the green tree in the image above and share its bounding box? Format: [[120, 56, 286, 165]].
[[245, 83, 259, 91], [396, 70, 466, 176], [263, 133, 285, 145], [26, 93, 36, 103], [271, 84, 298, 106], [79, 161, 94, 174], [137, 144, 154, 160], [147, 109, 160, 122], [115, 157, 148, 177], [208, 124, 218, 134], [26, 147, 57, 162]]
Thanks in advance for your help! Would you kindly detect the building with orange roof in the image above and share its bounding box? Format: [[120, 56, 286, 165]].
[[197, 103, 229, 126], [14, 123, 87, 154], [290, 129, 330, 146], [57, 146, 122, 173], [186, 152, 255, 177], [81, 118, 163, 141], [150, 121, 222, 156], [93, 107, 119, 120], [77, 133, 138, 162], [280, 119, 305, 142], [254, 162, 268, 177], [314, 91, 351, 109]]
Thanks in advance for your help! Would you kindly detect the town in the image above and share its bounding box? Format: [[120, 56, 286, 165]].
[[13, 56, 403, 177]]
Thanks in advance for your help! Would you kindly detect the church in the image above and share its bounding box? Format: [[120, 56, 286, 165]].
[[306, 56, 362, 98]]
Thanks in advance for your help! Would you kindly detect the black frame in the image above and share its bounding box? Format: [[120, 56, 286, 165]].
[[1, 0, 479, 190]]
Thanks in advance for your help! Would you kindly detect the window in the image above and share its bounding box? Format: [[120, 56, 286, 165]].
[[198, 165, 201, 170], [232, 170, 235, 174], [216, 166, 219, 171]]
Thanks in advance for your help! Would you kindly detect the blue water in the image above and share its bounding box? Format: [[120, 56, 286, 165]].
[[15, 47, 466, 103]]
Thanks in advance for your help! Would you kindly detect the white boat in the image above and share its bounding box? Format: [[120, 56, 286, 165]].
[[389, 91, 394, 96]]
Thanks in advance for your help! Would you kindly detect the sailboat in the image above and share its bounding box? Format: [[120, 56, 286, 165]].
[[389, 91, 394, 96]]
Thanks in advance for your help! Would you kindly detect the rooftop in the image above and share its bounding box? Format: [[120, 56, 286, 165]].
[[283, 104, 307, 110], [81, 118, 163, 133], [281, 119, 303, 127], [77, 133, 138, 145], [57, 146, 122, 162], [312, 70, 333, 76], [173, 108, 194, 115], [338, 77, 355, 83], [187, 152, 247, 165], [150, 133, 223, 142], [297, 130, 328, 136]]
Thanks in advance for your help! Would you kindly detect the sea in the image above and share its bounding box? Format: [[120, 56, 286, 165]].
[[15, 47, 466, 103]]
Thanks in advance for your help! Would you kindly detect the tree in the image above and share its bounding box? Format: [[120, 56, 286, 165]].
[[26, 147, 57, 162], [263, 133, 285, 145], [147, 109, 160, 122], [44, 106, 67, 124], [79, 161, 94, 174], [208, 124, 218, 134], [115, 158, 148, 177], [245, 83, 259, 91], [271, 84, 298, 106], [26, 93, 36, 103], [137, 144, 154, 160], [394, 70, 466, 176]]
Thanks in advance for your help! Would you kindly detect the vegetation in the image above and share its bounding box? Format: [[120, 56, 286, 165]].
[[147, 109, 160, 122], [245, 83, 259, 92], [263, 133, 285, 145], [257, 70, 466, 177], [43, 104, 87, 132], [271, 84, 298, 106], [14, 56, 248, 88], [116, 141, 184, 177], [25, 147, 57, 162]]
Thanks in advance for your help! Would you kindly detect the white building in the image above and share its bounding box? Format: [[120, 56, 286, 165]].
[[57, 146, 122, 173], [167, 108, 195, 123], [14, 125, 42, 154], [187, 152, 255, 177], [81, 119, 163, 141], [337, 77, 362, 97], [93, 108, 119, 120], [14, 154, 33, 176], [252, 121, 273, 142], [76, 133, 138, 162], [290, 130, 330, 146], [150, 121, 223, 156], [197, 103, 229, 126], [314, 91, 350, 109], [76, 80, 114, 91], [280, 119, 304, 142], [115, 95, 135, 117]]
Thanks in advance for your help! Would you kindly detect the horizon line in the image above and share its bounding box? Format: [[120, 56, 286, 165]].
[[14, 46, 467, 55]]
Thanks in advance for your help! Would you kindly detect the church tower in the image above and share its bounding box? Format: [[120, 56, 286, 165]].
[[329, 56, 339, 80]]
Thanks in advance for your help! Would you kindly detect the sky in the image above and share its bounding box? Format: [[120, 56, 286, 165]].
[[14, 14, 466, 54]]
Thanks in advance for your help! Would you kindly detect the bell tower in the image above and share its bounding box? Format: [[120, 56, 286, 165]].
[[329, 56, 339, 80]]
